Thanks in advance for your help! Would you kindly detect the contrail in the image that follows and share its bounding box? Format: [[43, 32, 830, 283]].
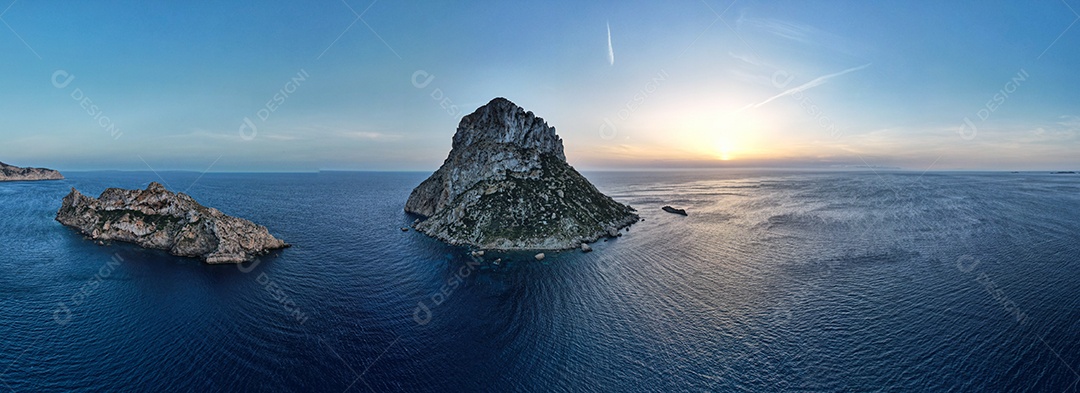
[[741, 63, 871, 111], [607, 22, 614, 65]]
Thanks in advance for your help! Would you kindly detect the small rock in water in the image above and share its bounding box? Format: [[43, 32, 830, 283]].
[[534, 253, 545, 261], [580, 243, 592, 253], [662, 206, 688, 216], [471, 250, 485, 257], [493, 258, 502, 265], [401, 227, 409, 232]]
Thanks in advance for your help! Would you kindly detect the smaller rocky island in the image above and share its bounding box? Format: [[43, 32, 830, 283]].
[[56, 182, 288, 263], [0, 161, 63, 181]]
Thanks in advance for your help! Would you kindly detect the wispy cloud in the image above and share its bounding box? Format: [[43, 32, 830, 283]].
[[163, 129, 236, 141], [1058, 115, 1080, 129], [606, 22, 614, 66], [737, 16, 818, 45], [735, 13, 870, 58], [729, 52, 761, 66], [341, 131, 402, 141], [740, 63, 871, 111]]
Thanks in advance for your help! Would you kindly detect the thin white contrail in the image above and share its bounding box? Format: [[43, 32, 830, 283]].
[[741, 63, 871, 111], [607, 22, 614, 65]]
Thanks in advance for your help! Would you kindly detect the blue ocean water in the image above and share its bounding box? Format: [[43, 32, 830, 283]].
[[0, 170, 1077, 392]]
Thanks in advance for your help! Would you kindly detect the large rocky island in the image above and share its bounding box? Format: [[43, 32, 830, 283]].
[[57, 182, 288, 263], [405, 97, 639, 250], [0, 161, 63, 181]]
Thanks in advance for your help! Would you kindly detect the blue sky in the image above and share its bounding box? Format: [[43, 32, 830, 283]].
[[2, 1, 1078, 171]]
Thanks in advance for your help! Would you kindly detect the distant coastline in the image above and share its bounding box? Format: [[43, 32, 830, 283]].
[[0, 162, 63, 182]]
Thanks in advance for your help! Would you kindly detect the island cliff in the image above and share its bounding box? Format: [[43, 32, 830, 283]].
[[405, 97, 639, 250], [56, 182, 288, 263], [0, 162, 63, 181]]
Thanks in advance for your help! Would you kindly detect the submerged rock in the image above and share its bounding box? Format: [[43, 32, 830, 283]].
[[56, 182, 289, 263], [662, 206, 688, 216], [0, 161, 63, 181], [404, 97, 639, 250]]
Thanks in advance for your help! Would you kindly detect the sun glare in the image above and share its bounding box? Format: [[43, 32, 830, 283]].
[[714, 138, 735, 161]]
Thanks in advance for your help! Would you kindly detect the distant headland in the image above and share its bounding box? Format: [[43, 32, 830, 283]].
[[0, 162, 63, 181]]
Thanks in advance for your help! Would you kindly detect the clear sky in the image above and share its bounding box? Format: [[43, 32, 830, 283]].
[[2, 1, 1078, 171]]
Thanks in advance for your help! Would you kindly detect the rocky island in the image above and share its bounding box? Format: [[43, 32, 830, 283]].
[[56, 182, 288, 263], [405, 97, 639, 250], [0, 161, 63, 181]]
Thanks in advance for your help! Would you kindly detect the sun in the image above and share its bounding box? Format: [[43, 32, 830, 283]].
[[714, 137, 735, 161]]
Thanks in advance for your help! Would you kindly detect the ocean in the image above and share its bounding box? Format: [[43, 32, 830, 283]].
[[0, 170, 1077, 392]]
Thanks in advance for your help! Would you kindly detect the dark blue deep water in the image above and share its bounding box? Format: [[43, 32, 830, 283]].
[[1, 171, 1078, 392]]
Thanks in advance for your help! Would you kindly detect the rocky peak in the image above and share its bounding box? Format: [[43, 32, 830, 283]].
[[406, 98, 572, 218], [404, 97, 638, 251], [450, 97, 565, 161]]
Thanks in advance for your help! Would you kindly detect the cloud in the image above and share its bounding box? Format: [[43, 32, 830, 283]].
[[606, 22, 614, 66], [737, 16, 818, 44], [740, 63, 871, 111], [735, 13, 871, 58], [1058, 115, 1080, 129], [341, 131, 402, 141], [162, 129, 237, 141], [264, 134, 301, 141], [729, 52, 761, 66]]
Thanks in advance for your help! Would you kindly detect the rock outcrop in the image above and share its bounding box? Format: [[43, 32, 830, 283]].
[[0, 162, 63, 181], [662, 206, 688, 216], [56, 182, 288, 263], [404, 97, 639, 250]]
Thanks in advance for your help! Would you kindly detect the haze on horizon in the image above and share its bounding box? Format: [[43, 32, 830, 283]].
[[2, 1, 1078, 172]]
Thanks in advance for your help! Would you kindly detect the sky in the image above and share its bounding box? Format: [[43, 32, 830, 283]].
[[2, 0, 1079, 172]]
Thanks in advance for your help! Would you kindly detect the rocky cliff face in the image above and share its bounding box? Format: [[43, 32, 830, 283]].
[[405, 97, 639, 250], [56, 182, 288, 263], [0, 162, 63, 181]]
